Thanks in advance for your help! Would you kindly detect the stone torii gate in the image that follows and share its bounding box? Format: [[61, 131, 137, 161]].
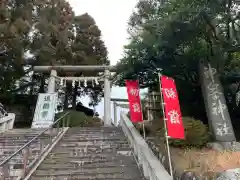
[[33, 65, 116, 127]]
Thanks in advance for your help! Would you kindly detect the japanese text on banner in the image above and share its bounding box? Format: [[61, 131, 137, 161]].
[[126, 80, 143, 123], [161, 76, 185, 139]]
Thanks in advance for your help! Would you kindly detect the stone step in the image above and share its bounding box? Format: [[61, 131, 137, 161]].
[[65, 127, 120, 130], [0, 160, 36, 166], [2, 136, 50, 139], [0, 133, 43, 135], [0, 161, 35, 166], [4, 140, 45, 143], [62, 140, 128, 144], [0, 177, 17, 180], [0, 155, 37, 161], [64, 131, 123, 135], [1, 129, 60, 136], [1, 145, 42, 149], [58, 142, 129, 148], [50, 144, 131, 154], [58, 141, 129, 145], [1, 132, 42, 136], [1, 151, 40, 157], [30, 174, 144, 180], [1, 131, 46, 133], [59, 141, 128, 145], [0, 150, 41, 158], [63, 131, 124, 134], [66, 131, 123, 134], [62, 136, 126, 141], [0, 141, 46, 144], [0, 143, 37, 146], [0, 148, 41, 154], [6, 128, 45, 131], [4, 128, 53, 133], [37, 157, 138, 170], [66, 129, 123, 132], [64, 133, 125, 137], [43, 152, 133, 161], [0, 174, 21, 180], [38, 162, 138, 169], [0, 138, 50, 142], [67, 130, 123, 133], [0, 133, 53, 136], [1, 132, 41, 135], [0, 144, 44, 150], [0, 139, 49, 142], [34, 166, 141, 176], [1, 152, 41, 157]]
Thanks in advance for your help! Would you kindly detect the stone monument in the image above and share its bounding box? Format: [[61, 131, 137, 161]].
[[199, 60, 236, 148]]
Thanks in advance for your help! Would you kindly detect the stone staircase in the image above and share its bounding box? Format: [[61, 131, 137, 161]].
[[29, 127, 146, 180], [0, 128, 55, 179], [0, 128, 49, 160]]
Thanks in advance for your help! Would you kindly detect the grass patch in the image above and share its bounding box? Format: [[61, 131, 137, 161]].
[[55, 110, 102, 127]]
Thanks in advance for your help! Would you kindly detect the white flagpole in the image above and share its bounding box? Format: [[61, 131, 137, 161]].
[[138, 82, 146, 139], [142, 122, 146, 139], [158, 73, 173, 178]]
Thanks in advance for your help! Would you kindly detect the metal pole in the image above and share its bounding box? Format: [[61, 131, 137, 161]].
[[47, 70, 57, 93], [147, 93, 151, 121], [142, 123, 146, 139], [138, 88, 146, 139], [113, 101, 118, 126], [104, 69, 112, 126], [158, 73, 173, 178], [153, 91, 156, 120]]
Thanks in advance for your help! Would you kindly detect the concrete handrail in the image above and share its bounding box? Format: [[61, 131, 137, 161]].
[[120, 112, 172, 180], [0, 113, 15, 133]]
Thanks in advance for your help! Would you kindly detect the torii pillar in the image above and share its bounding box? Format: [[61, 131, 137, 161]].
[[104, 69, 111, 126], [48, 70, 57, 93]]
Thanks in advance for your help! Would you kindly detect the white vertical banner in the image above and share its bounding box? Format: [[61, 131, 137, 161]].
[[31, 93, 57, 129]]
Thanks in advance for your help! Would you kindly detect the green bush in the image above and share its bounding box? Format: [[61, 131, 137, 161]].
[[55, 110, 102, 127], [169, 117, 211, 148]]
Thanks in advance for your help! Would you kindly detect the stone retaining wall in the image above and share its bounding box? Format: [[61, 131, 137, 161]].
[[146, 137, 240, 180]]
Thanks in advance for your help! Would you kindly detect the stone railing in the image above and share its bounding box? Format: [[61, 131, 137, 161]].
[[0, 113, 15, 133], [119, 112, 172, 180]]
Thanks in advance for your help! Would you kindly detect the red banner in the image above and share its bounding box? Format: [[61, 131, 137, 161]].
[[161, 75, 185, 139], [126, 80, 143, 123]]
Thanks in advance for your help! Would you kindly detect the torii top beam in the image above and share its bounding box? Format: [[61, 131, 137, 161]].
[[33, 65, 117, 72]]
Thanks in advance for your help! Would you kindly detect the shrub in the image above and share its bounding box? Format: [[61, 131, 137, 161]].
[[134, 122, 152, 136], [169, 117, 211, 148], [55, 110, 101, 127]]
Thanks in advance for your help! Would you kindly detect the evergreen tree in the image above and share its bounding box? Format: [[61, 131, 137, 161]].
[[29, 0, 74, 94], [72, 13, 109, 66], [69, 13, 109, 108], [115, 0, 240, 119], [0, 0, 33, 95], [0, 0, 109, 111]]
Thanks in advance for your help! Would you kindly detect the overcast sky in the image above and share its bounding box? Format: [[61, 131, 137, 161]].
[[67, 0, 146, 121], [68, 0, 138, 65]]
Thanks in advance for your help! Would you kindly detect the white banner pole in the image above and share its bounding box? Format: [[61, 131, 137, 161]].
[[138, 82, 146, 139], [158, 73, 173, 178], [142, 122, 146, 139]]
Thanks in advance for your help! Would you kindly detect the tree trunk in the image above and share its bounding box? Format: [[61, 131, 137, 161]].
[[29, 75, 35, 95], [64, 81, 72, 110], [39, 74, 45, 93], [72, 81, 79, 109]]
